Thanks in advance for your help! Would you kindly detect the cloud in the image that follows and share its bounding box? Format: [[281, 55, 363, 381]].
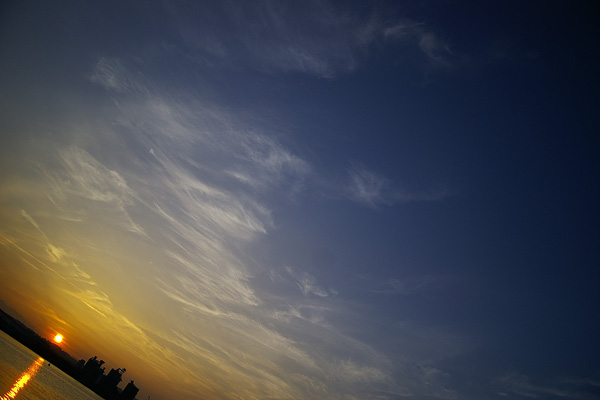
[[20, 209, 41, 231], [285, 266, 331, 298], [13, 210, 94, 285], [347, 164, 391, 208], [45, 243, 67, 262], [495, 372, 600, 399], [91, 57, 147, 94], [74, 59, 468, 397], [52, 146, 146, 236], [148, 272, 416, 400], [54, 146, 135, 205], [346, 163, 453, 208], [237, 131, 311, 184], [413, 365, 457, 399], [384, 21, 452, 65], [334, 359, 389, 384], [361, 274, 455, 296], [418, 32, 452, 65], [0, 22, 461, 397], [169, 1, 452, 78]]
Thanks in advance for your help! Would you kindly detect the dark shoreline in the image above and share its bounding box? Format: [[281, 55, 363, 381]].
[[0, 307, 140, 400]]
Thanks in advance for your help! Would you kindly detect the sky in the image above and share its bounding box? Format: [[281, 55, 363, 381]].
[[0, 1, 599, 399]]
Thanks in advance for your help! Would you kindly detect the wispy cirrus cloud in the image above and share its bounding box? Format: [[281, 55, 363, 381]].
[[0, 26, 457, 398], [91, 57, 148, 94], [82, 60, 416, 398], [495, 372, 597, 399], [347, 163, 392, 208], [346, 163, 453, 208], [169, 1, 452, 78], [51, 146, 147, 237], [384, 21, 453, 66], [284, 266, 331, 298]]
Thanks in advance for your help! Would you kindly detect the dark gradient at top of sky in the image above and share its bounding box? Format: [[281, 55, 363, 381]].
[[1, 1, 599, 399]]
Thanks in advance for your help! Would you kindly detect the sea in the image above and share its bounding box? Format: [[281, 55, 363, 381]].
[[0, 330, 102, 400]]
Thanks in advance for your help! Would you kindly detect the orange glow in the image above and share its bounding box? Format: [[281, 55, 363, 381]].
[[53, 334, 63, 343], [0, 357, 44, 399]]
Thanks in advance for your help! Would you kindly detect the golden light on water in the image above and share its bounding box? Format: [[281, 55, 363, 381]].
[[0, 357, 44, 400]]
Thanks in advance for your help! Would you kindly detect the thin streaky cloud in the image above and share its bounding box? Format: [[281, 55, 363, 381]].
[[346, 163, 453, 208], [384, 21, 453, 65], [0, 3, 515, 398], [285, 266, 331, 298], [168, 1, 452, 78], [496, 372, 582, 399], [347, 164, 391, 208], [54, 147, 147, 237], [91, 57, 148, 94]]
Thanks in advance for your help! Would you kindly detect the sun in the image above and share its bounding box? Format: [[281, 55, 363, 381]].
[[53, 334, 63, 344]]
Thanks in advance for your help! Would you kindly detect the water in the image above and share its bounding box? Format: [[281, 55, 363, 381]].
[[0, 331, 102, 400]]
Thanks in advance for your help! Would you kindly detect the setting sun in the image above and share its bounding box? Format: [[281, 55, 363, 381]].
[[53, 334, 63, 344]]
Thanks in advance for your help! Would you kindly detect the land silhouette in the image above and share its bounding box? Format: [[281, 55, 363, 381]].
[[0, 307, 140, 400]]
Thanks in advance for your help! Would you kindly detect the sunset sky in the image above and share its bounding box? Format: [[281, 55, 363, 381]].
[[1, 1, 599, 399]]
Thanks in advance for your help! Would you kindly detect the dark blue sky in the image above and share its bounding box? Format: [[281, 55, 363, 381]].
[[1, 1, 599, 399]]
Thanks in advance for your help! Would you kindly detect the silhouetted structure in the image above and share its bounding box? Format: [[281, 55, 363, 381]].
[[97, 367, 125, 399], [119, 380, 140, 400], [81, 355, 106, 386]]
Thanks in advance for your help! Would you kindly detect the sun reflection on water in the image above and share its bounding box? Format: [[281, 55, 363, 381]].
[[0, 357, 44, 399]]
